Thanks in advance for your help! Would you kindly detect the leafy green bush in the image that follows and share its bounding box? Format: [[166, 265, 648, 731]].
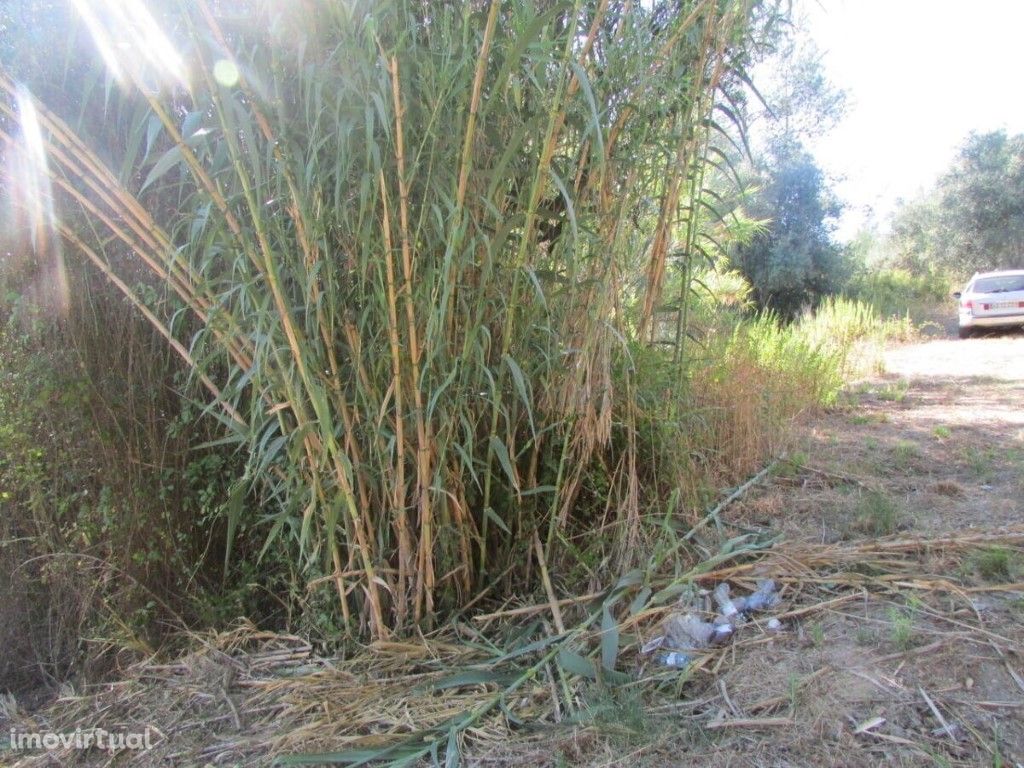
[[0, 282, 295, 691], [844, 268, 951, 322]]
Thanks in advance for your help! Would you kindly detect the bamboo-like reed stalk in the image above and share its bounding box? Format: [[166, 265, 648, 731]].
[[1, 0, 771, 637]]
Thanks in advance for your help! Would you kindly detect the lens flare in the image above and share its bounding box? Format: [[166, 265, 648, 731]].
[[70, 0, 188, 92], [213, 59, 240, 88], [2, 87, 70, 316]]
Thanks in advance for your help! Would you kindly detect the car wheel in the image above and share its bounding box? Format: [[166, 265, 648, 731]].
[[958, 326, 973, 339]]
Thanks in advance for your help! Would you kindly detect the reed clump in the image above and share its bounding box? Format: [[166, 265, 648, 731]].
[[1, 0, 793, 637]]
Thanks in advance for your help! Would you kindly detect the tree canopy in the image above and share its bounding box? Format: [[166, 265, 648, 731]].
[[889, 130, 1024, 277], [731, 141, 844, 317]]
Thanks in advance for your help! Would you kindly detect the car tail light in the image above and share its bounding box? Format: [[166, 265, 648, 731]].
[[961, 300, 973, 310]]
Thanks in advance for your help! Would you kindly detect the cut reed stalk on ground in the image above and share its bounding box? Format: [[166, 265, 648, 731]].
[[8, 527, 1021, 767]]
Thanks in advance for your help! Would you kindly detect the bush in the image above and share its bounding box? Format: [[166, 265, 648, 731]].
[[844, 268, 951, 322], [0, 277, 289, 693]]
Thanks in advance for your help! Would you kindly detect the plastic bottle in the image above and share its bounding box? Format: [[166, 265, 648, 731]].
[[660, 651, 691, 669], [744, 579, 780, 612], [713, 583, 743, 617]]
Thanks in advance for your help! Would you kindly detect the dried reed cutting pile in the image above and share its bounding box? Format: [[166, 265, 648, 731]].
[[7, 526, 1021, 766]]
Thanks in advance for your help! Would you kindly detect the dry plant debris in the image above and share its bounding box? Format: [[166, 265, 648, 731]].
[[4, 527, 1022, 767]]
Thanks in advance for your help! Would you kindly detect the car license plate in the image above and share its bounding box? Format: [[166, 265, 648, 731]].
[[992, 301, 1016, 309]]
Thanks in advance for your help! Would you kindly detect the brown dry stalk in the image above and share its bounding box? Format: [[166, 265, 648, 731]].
[[377, 170, 413, 624], [455, 0, 500, 209], [532, 532, 566, 634], [387, 54, 436, 623], [638, 4, 720, 338], [705, 716, 794, 730]]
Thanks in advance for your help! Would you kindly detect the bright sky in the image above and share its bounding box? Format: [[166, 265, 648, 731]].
[[798, 0, 1024, 241]]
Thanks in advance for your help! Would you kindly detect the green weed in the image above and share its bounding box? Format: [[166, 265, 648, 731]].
[[811, 622, 825, 648], [853, 491, 899, 536], [775, 451, 809, 478], [962, 447, 997, 482], [887, 606, 916, 651], [582, 686, 651, 745], [877, 380, 910, 402], [971, 547, 1020, 583], [855, 627, 876, 646], [892, 440, 920, 469]]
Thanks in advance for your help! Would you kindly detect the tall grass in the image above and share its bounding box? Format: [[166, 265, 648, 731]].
[[801, 296, 919, 377], [844, 267, 951, 324], [0, 0, 781, 637], [685, 311, 843, 481]]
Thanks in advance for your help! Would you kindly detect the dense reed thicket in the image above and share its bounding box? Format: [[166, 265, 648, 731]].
[[0, 0, 786, 638]]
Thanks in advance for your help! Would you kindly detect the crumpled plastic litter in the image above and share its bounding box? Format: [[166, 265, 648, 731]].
[[744, 579, 781, 612], [659, 651, 691, 669], [713, 583, 743, 617], [643, 578, 783, 668], [665, 613, 733, 649]]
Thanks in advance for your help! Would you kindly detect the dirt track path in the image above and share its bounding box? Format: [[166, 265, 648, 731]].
[[759, 329, 1024, 540], [702, 329, 1024, 767]]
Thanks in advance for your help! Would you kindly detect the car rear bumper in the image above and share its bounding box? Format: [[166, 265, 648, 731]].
[[959, 313, 1024, 329]]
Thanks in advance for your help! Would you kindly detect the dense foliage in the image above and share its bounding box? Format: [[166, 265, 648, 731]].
[[731, 141, 845, 317], [1, 0, 795, 640], [889, 130, 1024, 277]]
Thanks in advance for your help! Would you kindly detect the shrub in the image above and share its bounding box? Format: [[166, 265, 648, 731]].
[[0, 277, 285, 692], [844, 268, 951, 322]]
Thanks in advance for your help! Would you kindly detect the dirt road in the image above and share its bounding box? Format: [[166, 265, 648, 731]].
[[759, 328, 1024, 538], [885, 329, 1024, 382], [699, 328, 1024, 767]]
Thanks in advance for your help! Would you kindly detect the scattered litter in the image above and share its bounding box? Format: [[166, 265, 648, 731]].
[[643, 578, 786, 671], [641, 636, 666, 655], [659, 651, 692, 669], [664, 613, 733, 649], [853, 715, 885, 735], [745, 579, 781, 611], [714, 583, 742, 617]]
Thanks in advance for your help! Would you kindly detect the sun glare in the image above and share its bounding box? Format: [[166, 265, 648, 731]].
[[70, 0, 188, 92], [5, 87, 70, 316], [213, 59, 240, 88]]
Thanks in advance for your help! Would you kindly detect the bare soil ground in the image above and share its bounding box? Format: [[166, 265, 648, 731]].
[[683, 327, 1024, 767], [3, 329, 1022, 767]]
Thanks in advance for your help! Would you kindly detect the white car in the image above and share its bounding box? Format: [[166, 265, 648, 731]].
[[954, 269, 1024, 339]]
